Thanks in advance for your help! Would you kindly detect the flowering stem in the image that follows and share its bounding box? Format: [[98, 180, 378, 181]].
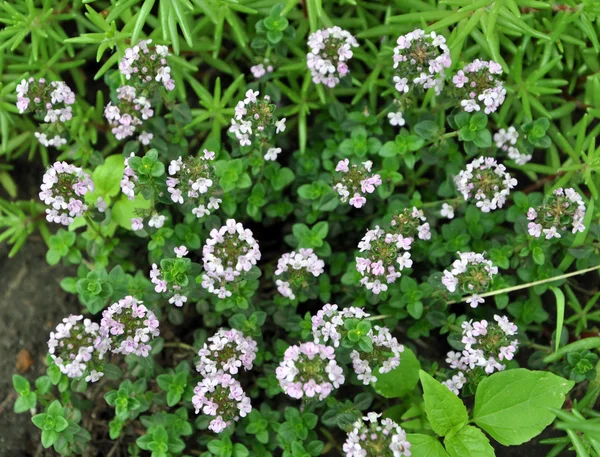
[[365, 314, 391, 321], [542, 337, 600, 364], [449, 264, 600, 305], [84, 216, 106, 241], [163, 342, 196, 352]]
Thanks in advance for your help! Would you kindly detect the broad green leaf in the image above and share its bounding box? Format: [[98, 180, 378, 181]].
[[92, 155, 126, 199], [443, 426, 495, 457], [419, 370, 468, 437], [473, 369, 574, 445], [375, 349, 421, 398], [407, 434, 450, 457]]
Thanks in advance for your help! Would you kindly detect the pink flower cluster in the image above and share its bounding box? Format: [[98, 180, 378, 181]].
[[104, 85, 154, 143], [350, 325, 404, 385], [150, 246, 190, 307], [47, 315, 104, 382], [494, 126, 531, 165], [200, 220, 261, 298], [196, 328, 258, 377], [356, 226, 413, 294], [192, 373, 252, 433], [333, 159, 382, 208], [444, 315, 518, 395], [119, 39, 174, 91], [442, 251, 498, 308], [344, 412, 411, 457], [392, 29, 451, 96], [250, 62, 274, 79], [120, 152, 138, 200], [229, 89, 286, 147], [274, 248, 325, 300], [39, 161, 94, 226], [167, 150, 222, 218], [96, 296, 160, 358], [390, 207, 431, 241], [455, 157, 517, 212], [306, 26, 359, 88], [276, 342, 345, 400], [527, 187, 586, 238], [311, 304, 370, 348], [452, 59, 506, 114], [16, 78, 75, 147]]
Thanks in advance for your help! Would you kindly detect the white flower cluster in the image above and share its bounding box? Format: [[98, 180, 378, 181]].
[[150, 246, 190, 307], [494, 126, 531, 165], [119, 39, 174, 91], [455, 156, 517, 212], [356, 226, 413, 294], [39, 161, 94, 226], [311, 304, 370, 347], [104, 85, 154, 143], [452, 59, 506, 114], [196, 328, 258, 377], [350, 325, 404, 385], [334, 159, 382, 209], [120, 153, 138, 200], [250, 62, 274, 79], [274, 248, 325, 300], [306, 26, 359, 88], [47, 315, 104, 382], [200, 219, 261, 298], [390, 207, 431, 241], [16, 78, 75, 147], [392, 29, 451, 96], [442, 251, 498, 308], [344, 413, 411, 457], [444, 315, 518, 395], [527, 187, 586, 238], [167, 150, 222, 218], [440, 202, 455, 219], [229, 89, 286, 147]]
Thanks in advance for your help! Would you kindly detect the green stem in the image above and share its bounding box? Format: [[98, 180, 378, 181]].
[[84, 216, 106, 241], [543, 337, 600, 363], [365, 314, 391, 321]]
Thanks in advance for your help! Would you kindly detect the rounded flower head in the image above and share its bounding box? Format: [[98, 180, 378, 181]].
[[196, 328, 258, 377], [39, 161, 94, 226], [150, 247, 191, 305], [276, 342, 344, 400], [527, 188, 586, 239], [455, 157, 517, 212], [343, 413, 411, 457], [307, 26, 359, 88], [97, 296, 160, 358], [274, 248, 325, 301], [389, 207, 431, 241], [104, 85, 154, 142], [47, 315, 104, 382], [351, 326, 404, 385], [356, 226, 412, 294], [229, 90, 285, 147], [452, 59, 506, 114], [119, 39, 174, 91], [201, 220, 261, 298], [442, 251, 497, 307], [392, 29, 451, 96], [311, 303, 370, 347], [192, 373, 252, 433], [334, 160, 382, 209]]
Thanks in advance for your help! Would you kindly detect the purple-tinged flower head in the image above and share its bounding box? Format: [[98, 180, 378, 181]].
[[442, 251, 497, 307], [443, 315, 518, 395], [452, 59, 506, 114], [97, 296, 160, 358], [250, 61, 274, 79], [355, 226, 412, 295], [47, 315, 105, 382], [306, 26, 358, 88], [119, 39, 174, 91], [389, 207, 431, 241], [527, 187, 586, 239], [17, 78, 75, 147], [104, 85, 154, 143], [494, 127, 531, 165], [229, 89, 286, 147], [350, 326, 404, 385], [192, 373, 252, 433], [200, 220, 261, 298], [120, 153, 138, 200], [276, 342, 344, 401], [333, 159, 382, 209], [196, 328, 258, 377], [455, 156, 517, 212], [343, 412, 411, 457], [274, 248, 325, 300], [167, 150, 221, 219], [311, 304, 370, 348], [392, 29, 451, 96], [39, 161, 94, 226], [149, 246, 191, 305]]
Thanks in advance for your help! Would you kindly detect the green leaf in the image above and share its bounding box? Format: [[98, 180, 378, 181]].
[[550, 287, 565, 352], [407, 434, 450, 457], [12, 375, 29, 394], [92, 155, 126, 199], [420, 370, 468, 437], [473, 369, 575, 445], [443, 426, 495, 457], [374, 348, 421, 398]]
